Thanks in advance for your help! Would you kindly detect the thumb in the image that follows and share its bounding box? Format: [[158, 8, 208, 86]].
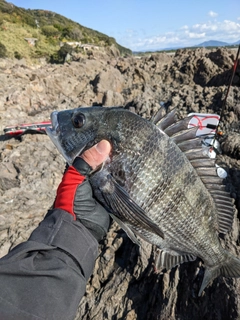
[[81, 140, 111, 169]]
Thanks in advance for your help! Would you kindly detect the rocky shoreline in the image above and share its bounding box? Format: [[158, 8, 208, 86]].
[[0, 47, 240, 319]]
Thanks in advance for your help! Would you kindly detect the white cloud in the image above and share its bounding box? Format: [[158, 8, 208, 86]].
[[208, 11, 218, 17], [222, 20, 240, 31], [185, 31, 205, 39], [180, 25, 189, 30], [191, 20, 240, 38], [129, 33, 183, 50], [119, 17, 240, 51], [193, 23, 217, 31]]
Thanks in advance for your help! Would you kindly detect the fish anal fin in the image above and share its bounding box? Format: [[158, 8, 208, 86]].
[[155, 249, 196, 271]]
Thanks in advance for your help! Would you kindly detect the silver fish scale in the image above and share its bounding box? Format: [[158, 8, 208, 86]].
[[108, 114, 225, 266]]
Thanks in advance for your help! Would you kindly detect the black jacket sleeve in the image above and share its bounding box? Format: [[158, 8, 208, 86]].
[[0, 209, 99, 320]]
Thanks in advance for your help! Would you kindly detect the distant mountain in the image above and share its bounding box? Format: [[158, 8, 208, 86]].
[[197, 40, 229, 47], [133, 46, 182, 54], [134, 39, 240, 55], [232, 39, 240, 45]]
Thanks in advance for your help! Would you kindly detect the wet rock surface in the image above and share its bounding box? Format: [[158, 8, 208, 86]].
[[0, 47, 240, 319]]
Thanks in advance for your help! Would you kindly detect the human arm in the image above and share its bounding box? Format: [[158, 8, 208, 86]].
[[0, 140, 111, 320]]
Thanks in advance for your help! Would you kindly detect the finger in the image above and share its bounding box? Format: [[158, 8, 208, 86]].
[[81, 140, 111, 169]]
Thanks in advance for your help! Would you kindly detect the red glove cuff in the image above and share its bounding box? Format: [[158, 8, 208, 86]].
[[54, 166, 85, 219]]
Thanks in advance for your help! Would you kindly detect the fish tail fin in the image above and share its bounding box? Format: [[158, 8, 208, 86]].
[[199, 251, 240, 296]]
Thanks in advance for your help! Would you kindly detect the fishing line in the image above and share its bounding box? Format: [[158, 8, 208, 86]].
[[211, 44, 240, 153], [217, 44, 240, 135]]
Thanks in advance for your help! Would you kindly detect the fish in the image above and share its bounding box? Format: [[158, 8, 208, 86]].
[[46, 105, 239, 296]]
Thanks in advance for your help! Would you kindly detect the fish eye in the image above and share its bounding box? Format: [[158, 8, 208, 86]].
[[72, 113, 85, 128]]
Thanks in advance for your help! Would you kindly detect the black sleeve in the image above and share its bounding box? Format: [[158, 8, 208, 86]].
[[0, 209, 98, 320]]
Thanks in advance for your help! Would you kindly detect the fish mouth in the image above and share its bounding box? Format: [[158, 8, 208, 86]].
[[46, 111, 76, 165]]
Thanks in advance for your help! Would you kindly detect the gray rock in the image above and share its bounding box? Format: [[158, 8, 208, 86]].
[[0, 162, 19, 191], [102, 90, 124, 107], [92, 67, 125, 99], [0, 47, 239, 320]]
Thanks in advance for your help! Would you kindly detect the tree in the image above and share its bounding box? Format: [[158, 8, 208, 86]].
[[41, 25, 59, 37], [50, 43, 73, 64], [0, 42, 7, 58], [58, 43, 73, 60], [69, 27, 82, 41], [14, 51, 22, 60]]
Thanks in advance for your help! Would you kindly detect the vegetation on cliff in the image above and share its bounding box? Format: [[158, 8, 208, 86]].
[[0, 0, 132, 61]]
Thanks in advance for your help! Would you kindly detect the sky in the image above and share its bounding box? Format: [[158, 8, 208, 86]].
[[9, 0, 240, 51]]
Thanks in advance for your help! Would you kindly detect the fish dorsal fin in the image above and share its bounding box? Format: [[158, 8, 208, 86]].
[[180, 136, 234, 234], [153, 107, 195, 136], [204, 183, 226, 192], [171, 127, 199, 144], [195, 167, 219, 177], [164, 116, 193, 136], [184, 147, 210, 160], [190, 164, 234, 234], [154, 108, 178, 131], [191, 158, 234, 233], [209, 190, 235, 234], [151, 105, 168, 125], [153, 108, 235, 235], [177, 136, 203, 152], [152, 108, 235, 235], [190, 158, 216, 167], [155, 249, 196, 271]]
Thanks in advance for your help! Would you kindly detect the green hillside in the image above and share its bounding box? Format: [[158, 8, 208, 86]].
[[0, 0, 132, 62]]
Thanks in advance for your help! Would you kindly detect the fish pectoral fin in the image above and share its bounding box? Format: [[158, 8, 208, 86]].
[[109, 214, 141, 246], [100, 174, 164, 240], [155, 249, 196, 271]]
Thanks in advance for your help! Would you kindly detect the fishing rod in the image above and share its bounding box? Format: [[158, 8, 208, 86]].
[[217, 43, 240, 135], [206, 43, 240, 157], [3, 121, 51, 136]]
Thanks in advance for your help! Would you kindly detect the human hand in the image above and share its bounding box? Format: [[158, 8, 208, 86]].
[[54, 140, 111, 241], [81, 140, 111, 170]]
